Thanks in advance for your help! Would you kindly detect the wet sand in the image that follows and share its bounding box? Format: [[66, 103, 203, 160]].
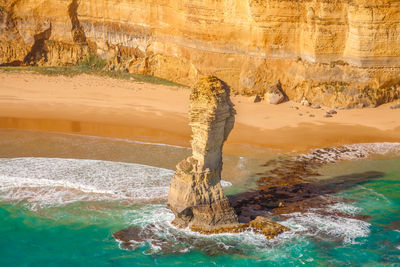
[[1, 72, 400, 154]]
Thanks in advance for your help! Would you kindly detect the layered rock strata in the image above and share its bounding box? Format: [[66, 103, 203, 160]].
[[0, 0, 92, 66], [2, 0, 400, 107], [167, 76, 288, 238], [167, 75, 239, 230]]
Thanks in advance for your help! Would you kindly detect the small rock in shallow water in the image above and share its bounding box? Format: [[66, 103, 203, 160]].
[[113, 226, 142, 243], [113, 226, 143, 250], [248, 216, 289, 238]]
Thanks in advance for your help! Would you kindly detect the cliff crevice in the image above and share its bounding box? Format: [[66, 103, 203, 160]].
[[23, 24, 51, 65], [68, 0, 87, 44]]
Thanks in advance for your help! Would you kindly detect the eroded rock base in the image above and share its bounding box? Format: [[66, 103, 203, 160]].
[[167, 157, 239, 230], [113, 215, 288, 254], [189, 216, 289, 239]]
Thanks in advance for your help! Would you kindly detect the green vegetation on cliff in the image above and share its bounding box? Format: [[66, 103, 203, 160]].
[[0, 55, 185, 87]]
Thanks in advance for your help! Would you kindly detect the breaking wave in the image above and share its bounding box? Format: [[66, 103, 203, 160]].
[[0, 156, 373, 254], [115, 201, 370, 255], [0, 157, 232, 206], [297, 142, 400, 164], [280, 211, 370, 245], [0, 157, 174, 205]]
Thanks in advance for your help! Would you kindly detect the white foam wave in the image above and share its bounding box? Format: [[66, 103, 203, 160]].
[[0, 157, 233, 206], [357, 185, 391, 204], [344, 142, 400, 157], [237, 157, 247, 169], [326, 202, 362, 215], [0, 157, 174, 205], [297, 142, 400, 164], [220, 180, 233, 187], [125, 205, 272, 253], [120, 201, 370, 255], [280, 212, 370, 244]]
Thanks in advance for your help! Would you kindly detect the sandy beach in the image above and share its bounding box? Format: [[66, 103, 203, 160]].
[[1, 72, 400, 154]]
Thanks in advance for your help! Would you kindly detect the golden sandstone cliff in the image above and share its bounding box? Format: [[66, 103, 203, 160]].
[[167, 75, 288, 238], [1, 0, 400, 107]]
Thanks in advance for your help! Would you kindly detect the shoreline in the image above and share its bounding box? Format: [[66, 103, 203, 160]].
[[1, 72, 400, 155]]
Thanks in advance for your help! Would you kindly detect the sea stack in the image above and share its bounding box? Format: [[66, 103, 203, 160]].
[[112, 76, 288, 243], [167, 76, 289, 237], [167, 75, 239, 231]]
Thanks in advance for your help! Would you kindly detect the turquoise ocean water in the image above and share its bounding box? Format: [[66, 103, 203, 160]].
[[0, 130, 399, 266]]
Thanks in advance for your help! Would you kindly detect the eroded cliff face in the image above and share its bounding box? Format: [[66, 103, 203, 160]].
[[1, 0, 400, 107], [0, 0, 91, 66]]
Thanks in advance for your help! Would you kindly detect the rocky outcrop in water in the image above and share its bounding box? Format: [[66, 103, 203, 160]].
[[113, 76, 288, 244], [167, 76, 288, 238], [167, 76, 239, 230]]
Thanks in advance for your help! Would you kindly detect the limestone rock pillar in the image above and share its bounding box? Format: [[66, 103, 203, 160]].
[[167, 76, 238, 231]]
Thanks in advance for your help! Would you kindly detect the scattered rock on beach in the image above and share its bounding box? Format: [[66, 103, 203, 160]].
[[311, 104, 321, 109], [324, 109, 337, 117], [251, 94, 263, 103], [356, 103, 365, 109], [264, 81, 286, 105], [301, 97, 311, 106]]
